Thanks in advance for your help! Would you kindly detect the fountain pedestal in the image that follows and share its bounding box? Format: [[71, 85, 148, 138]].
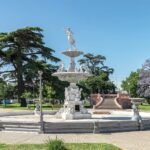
[[55, 83, 91, 119], [62, 101, 91, 119]]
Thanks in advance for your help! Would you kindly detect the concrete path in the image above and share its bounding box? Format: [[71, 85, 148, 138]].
[[0, 131, 150, 150]]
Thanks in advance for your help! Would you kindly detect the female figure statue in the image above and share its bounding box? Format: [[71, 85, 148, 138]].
[[65, 28, 76, 50]]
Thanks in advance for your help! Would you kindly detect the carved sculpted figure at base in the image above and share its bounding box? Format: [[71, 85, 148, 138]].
[[131, 98, 144, 121], [65, 83, 82, 101], [57, 62, 65, 72]]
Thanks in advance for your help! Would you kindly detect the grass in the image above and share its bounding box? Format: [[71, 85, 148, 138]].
[[1, 102, 150, 112], [67, 143, 121, 150], [0, 103, 62, 110], [0, 102, 92, 111], [139, 104, 150, 111], [0, 143, 121, 150]]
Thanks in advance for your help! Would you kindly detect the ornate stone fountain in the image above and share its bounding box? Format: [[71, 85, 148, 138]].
[[53, 28, 91, 120]]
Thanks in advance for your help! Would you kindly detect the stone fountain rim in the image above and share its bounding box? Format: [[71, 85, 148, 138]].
[[62, 50, 83, 53], [61, 50, 84, 57], [53, 72, 92, 75]]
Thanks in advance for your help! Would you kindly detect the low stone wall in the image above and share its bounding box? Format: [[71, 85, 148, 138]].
[[44, 122, 94, 133], [91, 94, 101, 105], [142, 119, 150, 130], [0, 121, 40, 132], [116, 94, 131, 109], [0, 119, 150, 133], [43, 120, 150, 133], [97, 121, 139, 133]]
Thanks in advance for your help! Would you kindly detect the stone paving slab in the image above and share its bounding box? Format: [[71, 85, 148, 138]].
[[0, 131, 150, 150]]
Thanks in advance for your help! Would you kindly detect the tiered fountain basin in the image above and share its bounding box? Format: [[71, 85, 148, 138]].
[[62, 50, 83, 57], [53, 72, 91, 83]]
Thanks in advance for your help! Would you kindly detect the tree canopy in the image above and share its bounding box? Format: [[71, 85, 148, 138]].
[[0, 78, 14, 100], [78, 53, 116, 96], [137, 58, 150, 100], [78, 53, 114, 76], [121, 70, 140, 97], [0, 27, 60, 100]]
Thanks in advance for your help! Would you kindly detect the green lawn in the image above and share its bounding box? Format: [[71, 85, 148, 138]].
[[139, 104, 150, 111], [0, 143, 121, 150], [1, 102, 150, 112], [0, 102, 91, 111], [0, 103, 62, 110]]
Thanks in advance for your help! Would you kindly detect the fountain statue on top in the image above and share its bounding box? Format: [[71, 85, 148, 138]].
[[65, 27, 76, 50], [53, 28, 91, 120]]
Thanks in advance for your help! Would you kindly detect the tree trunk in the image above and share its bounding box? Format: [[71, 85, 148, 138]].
[[16, 49, 24, 102]]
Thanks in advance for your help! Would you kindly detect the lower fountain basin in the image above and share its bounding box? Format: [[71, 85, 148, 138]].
[[0, 110, 150, 133]]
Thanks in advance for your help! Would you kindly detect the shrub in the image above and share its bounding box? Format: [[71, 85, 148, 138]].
[[146, 98, 150, 104], [45, 137, 68, 150]]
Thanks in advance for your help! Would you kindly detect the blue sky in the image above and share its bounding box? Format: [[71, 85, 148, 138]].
[[0, 0, 150, 87]]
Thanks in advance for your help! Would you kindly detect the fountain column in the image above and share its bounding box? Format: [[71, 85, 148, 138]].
[[68, 57, 75, 72]]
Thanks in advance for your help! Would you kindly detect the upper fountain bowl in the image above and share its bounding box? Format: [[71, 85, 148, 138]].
[[62, 50, 83, 57]]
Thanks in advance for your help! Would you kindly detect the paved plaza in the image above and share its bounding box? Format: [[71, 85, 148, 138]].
[[0, 131, 150, 150]]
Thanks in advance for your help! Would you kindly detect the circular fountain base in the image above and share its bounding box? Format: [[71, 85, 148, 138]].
[[0, 110, 150, 133]]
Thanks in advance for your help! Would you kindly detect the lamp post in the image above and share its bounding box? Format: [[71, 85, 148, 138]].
[[38, 71, 44, 133], [128, 82, 130, 96], [32, 79, 36, 109]]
